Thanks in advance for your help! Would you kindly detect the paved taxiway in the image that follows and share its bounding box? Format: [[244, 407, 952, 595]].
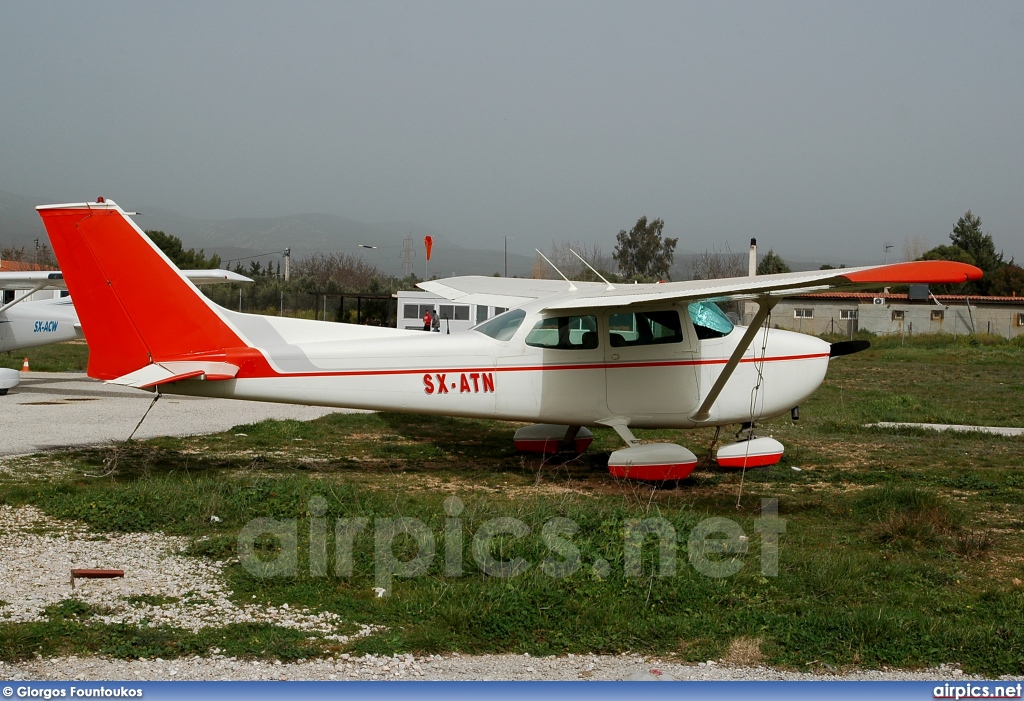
[[0, 372, 353, 456]]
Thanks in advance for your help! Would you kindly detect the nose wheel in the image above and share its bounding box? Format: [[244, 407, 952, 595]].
[[715, 422, 785, 469]]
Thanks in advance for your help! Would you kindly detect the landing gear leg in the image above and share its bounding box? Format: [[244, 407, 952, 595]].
[[736, 421, 756, 442], [558, 425, 582, 453]]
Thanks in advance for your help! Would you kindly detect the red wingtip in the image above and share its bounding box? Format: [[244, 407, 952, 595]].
[[839, 260, 983, 285]]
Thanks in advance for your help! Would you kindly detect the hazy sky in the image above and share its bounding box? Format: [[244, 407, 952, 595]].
[[2, 1, 1022, 263]]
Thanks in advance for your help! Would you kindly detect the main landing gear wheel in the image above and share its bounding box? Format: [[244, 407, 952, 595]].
[[603, 422, 697, 483], [0, 368, 19, 395], [513, 424, 594, 454], [608, 443, 698, 481]]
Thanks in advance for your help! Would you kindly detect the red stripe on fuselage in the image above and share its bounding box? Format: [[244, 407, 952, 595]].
[[230, 351, 831, 380]]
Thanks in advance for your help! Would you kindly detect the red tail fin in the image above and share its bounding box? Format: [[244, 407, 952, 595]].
[[37, 200, 247, 380]]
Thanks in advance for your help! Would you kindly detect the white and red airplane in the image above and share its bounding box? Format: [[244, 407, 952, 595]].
[[0, 265, 251, 395], [36, 199, 981, 480]]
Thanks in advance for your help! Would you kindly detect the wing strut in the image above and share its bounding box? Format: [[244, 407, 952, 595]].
[[690, 297, 778, 422]]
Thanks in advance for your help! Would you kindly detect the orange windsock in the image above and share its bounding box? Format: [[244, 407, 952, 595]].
[[424, 235, 433, 261]]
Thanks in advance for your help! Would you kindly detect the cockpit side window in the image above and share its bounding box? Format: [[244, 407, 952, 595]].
[[471, 308, 526, 341], [688, 301, 734, 339], [608, 310, 683, 347], [525, 315, 599, 350]]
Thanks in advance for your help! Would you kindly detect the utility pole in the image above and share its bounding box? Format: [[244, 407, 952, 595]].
[[504, 236, 513, 277], [884, 242, 893, 264], [400, 235, 414, 278], [283, 247, 291, 282]]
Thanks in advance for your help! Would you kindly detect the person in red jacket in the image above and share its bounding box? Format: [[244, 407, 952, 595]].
[[422, 309, 432, 331]]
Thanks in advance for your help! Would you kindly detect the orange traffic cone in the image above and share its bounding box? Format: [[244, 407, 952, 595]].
[[21, 357, 29, 372]]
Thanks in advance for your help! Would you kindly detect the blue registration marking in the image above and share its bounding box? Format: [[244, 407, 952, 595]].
[[33, 320, 59, 333]]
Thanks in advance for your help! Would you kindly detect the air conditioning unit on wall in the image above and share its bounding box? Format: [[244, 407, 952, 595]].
[[872, 297, 885, 305]]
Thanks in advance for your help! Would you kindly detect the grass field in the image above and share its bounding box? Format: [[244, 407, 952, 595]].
[[1, 341, 89, 372], [0, 335, 1022, 673]]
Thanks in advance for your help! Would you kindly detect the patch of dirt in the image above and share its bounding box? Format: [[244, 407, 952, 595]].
[[723, 636, 763, 666]]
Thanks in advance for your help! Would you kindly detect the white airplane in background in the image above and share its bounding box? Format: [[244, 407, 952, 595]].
[[37, 199, 982, 481], [0, 266, 251, 395]]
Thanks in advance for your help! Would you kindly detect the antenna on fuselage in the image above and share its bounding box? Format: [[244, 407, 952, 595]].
[[569, 249, 615, 290], [535, 249, 577, 291]]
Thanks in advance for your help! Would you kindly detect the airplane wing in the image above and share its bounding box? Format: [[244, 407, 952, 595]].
[[420, 261, 981, 311], [420, 277, 607, 308], [0, 271, 66, 291], [0, 269, 252, 291]]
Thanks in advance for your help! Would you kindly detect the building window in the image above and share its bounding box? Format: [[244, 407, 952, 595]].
[[476, 305, 489, 323], [839, 309, 857, 320], [1016, 313, 1024, 327], [794, 308, 813, 319], [403, 304, 420, 320], [931, 309, 944, 321], [494, 307, 508, 315], [438, 305, 470, 321], [892, 310, 905, 321]]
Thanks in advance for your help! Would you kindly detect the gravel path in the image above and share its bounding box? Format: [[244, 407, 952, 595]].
[[0, 506, 376, 642], [0, 654, 990, 682]]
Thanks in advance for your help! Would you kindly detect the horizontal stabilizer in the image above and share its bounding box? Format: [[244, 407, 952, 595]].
[[110, 361, 239, 389]]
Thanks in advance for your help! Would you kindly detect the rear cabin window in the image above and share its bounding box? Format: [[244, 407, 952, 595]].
[[526, 315, 599, 350], [687, 302, 734, 340], [471, 308, 526, 341], [608, 310, 683, 347]]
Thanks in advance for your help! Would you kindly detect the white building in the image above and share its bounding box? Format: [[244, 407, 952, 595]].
[[394, 290, 511, 333], [772, 291, 1024, 339]]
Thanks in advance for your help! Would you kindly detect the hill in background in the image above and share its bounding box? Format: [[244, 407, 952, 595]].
[[1, 189, 860, 278]]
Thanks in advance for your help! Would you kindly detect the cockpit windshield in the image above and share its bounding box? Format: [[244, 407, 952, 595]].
[[688, 301, 734, 339], [470, 308, 526, 341]]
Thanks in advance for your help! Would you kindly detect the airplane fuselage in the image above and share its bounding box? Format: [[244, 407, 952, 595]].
[[156, 299, 830, 430], [0, 297, 82, 352]]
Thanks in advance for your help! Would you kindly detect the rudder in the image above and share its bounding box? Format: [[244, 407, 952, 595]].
[[37, 200, 247, 380]]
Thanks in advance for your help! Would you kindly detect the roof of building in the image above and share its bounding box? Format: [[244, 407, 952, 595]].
[[0, 260, 55, 272], [793, 291, 1023, 304]]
